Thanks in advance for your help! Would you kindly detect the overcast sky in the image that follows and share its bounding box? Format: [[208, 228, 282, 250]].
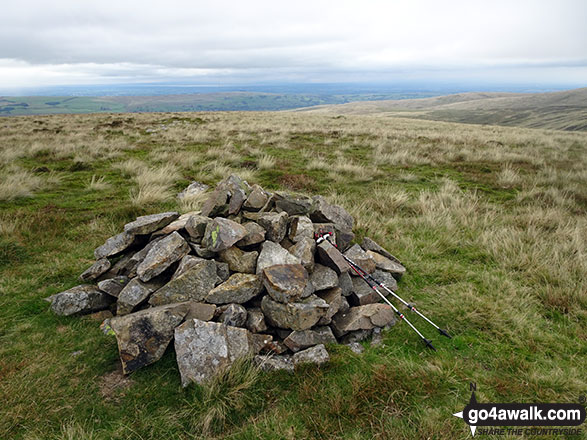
[[1, 0, 586, 90]]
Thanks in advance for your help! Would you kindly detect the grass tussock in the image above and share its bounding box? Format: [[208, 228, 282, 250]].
[[180, 357, 261, 436], [0, 167, 44, 201]]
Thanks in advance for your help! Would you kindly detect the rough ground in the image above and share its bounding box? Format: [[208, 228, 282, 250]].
[[0, 111, 585, 439]]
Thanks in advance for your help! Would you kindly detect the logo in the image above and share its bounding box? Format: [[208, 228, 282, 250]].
[[453, 384, 586, 437]]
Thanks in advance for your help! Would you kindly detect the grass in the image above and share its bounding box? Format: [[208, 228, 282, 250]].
[[0, 111, 585, 439]]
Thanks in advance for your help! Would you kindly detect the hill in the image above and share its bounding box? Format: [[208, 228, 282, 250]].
[[0, 91, 438, 116], [0, 112, 585, 439], [295, 87, 587, 131]]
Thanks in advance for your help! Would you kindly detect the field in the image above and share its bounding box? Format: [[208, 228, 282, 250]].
[[0, 91, 437, 116], [297, 88, 587, 132], [0, 112, 586, 439]]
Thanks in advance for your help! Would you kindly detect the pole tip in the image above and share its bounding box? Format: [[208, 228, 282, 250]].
[[438, 328, 452, 339], [425, 339, 437, 351]]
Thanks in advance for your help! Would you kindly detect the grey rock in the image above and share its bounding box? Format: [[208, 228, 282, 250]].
[[349, 276, 380, 306], [256, 241, 301, 275], [174, 319, 256, 386], [246, 308, 268, 333], [347, 342, 365, 354], [124, 211, 179, 235], [331, 304, 395, 337], [200, 188, 229, 217], [335, 228, 355, 252], [339, 296, 350, 314], [262, 264, 309, 304], [235, 222, 266, 247], [371, 327, 384, 347], [257, 212, 289, 243], [288, 215, 314, 243], [283, 326, 336, 352], [80, 258, 111, 281], [185, 215, 211, 242], [202, 217, 248, 253], [97, 276, 129, 297], [310, 196, 354, 232], [205, 273, 262, 304], [177, 181, 209, 200], [220, 303, 248, 327], [372, 269, 398, 291], [215, 261, 230, 284], [110, 302, 191, 374], [289, 237, 315, 272], [49, 285, 113, 316], [185, 302, 216, 321], [219, 246, 258, 274], [243, 185, 269, 211], [149, 260, 217, 306], [366, 251, 406, 279], [94, 231, 137, 259], [338, 272, 353, 296], [293, 344, 329, 366], [361, 237, 403, 265], [340, 329, 373, 344], [152, 211, 199, 237], [344, 244, 376, 275], [117, 277, 165, 315], [122, 236, 164, 278], [190, 243, 217, 259], [275, 193, 314, 216], [254, 354, 294, 373], [316, 241, 349, 275], [172, 255, 205, 280], [310, 264, 339, 291], [317, 287, 343, 325], [136, 232, 190, 282], [261, 295, 329, 331]]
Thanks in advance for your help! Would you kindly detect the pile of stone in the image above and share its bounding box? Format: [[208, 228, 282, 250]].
[[47, 175, 406, 386]]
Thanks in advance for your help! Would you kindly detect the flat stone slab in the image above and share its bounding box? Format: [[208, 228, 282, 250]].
[[136, 232, 190, 282], [117, 277, 165, 315], [283, 326, 336, 352], [254, 354, 294, 373], [149, 259, 217, 306], [174, 319, 256, 386], [79, 258, 111, 281], [49, 284, 113, 316], [293, 344, 330, 366], [124, 212, 179, 235], [262, 264, 309, 304], [202, 217, 248, 253], [205, 273, 262, 304], [366, 250, 406, 279], [331, 304, 395, 337], [109, 302, 191, 374], [256, 241, 301, 275], [94, 231, 137, 259], [261, 295, 329, 331]]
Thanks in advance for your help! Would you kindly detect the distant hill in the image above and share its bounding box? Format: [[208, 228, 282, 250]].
[[0, 91, 439, 116], [295, 88, 587, 131]]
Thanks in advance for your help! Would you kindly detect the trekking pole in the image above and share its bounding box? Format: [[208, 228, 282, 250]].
[[316, 233, 436, 351], [346, 257, 451, 339], [317, 232, 451, 338]]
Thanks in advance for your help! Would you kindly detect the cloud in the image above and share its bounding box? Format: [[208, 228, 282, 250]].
[[1, 0, 586, 88]]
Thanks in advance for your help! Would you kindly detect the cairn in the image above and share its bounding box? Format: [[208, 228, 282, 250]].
[[47, 175, 406, 386]]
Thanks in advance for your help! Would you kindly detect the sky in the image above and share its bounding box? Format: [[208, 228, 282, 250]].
[[1, 0, 586, 91]]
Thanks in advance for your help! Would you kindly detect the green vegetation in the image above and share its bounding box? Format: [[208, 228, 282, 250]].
[[0, 112, 585, 439], [0, 92, 434, 116]]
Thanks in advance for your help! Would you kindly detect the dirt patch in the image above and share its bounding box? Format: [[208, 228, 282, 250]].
[[99, 363, 134, 402]]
